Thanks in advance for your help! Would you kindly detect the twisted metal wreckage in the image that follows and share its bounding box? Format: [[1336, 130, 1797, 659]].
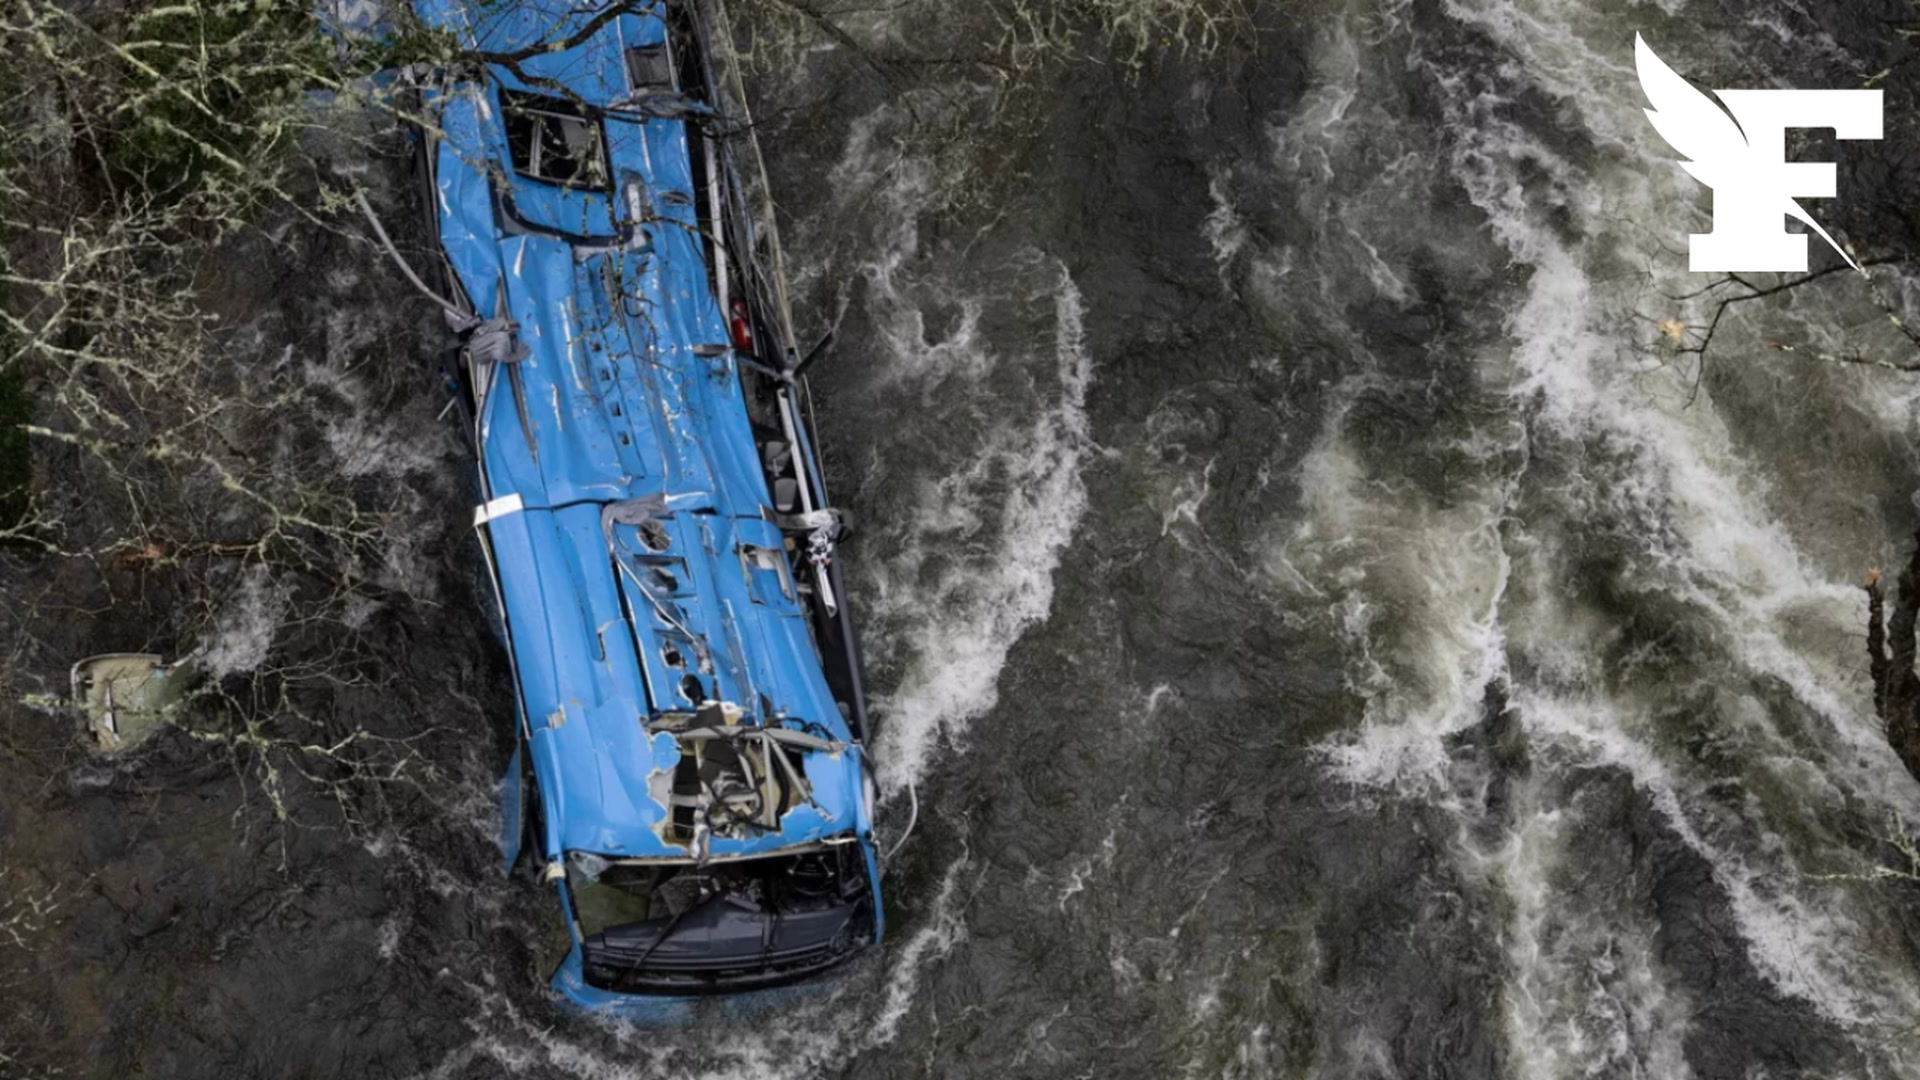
[[414, 0, 895, 1011], [410, 0, 891, 1009]]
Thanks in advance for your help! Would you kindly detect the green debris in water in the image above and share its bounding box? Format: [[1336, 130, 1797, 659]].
[[70, 654, 195, 753]]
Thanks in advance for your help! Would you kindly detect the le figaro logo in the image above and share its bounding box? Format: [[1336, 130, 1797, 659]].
[[1636, 33, 1881, 273]]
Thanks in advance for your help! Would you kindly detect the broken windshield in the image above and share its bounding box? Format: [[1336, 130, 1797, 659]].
[[566, 841, 873, 993]]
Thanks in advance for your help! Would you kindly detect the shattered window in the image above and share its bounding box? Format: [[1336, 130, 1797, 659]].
[[624, 44, 673, 91], [502, 91, 610, 190]]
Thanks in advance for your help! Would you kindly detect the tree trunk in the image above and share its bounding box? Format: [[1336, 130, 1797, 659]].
[[1865, 529, 1920, 782]]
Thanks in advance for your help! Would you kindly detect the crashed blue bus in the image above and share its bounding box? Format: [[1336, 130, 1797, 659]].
[[405, 0, 882, 1010]]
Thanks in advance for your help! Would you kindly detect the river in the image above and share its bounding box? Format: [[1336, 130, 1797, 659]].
[[4, 1, 1920, 1077]]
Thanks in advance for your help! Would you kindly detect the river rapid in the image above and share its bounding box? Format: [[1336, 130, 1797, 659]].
[[5, 1, 1920, 1078]]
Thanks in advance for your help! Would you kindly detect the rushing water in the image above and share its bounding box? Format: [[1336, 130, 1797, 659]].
[[7, 0, 1920, 1077]]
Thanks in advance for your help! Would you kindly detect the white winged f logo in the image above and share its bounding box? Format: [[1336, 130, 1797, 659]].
[[1635, 33, 1882, 272]]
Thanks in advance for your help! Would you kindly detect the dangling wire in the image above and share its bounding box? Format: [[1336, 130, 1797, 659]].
[[883, 779, 918, 864]]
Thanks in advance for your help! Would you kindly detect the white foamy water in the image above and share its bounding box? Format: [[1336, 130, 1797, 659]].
[[1443, 0, 1920, 800], [815, 106, 991, 392], [1259, 0, 1920, 1070], [1515, 686, 1893, 1027], [1278, 394, 1517, 787], [837, 187, 1098, 791], [1465, 777, 1696, 1080], [793, 96, 1100, 796], [859, 253, 1096, 794], [197, 565, 293, 678], [1204, 167, 1248, 289]]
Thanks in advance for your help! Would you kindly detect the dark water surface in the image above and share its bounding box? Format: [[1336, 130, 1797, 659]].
[[6, 1, 1920, 1077]]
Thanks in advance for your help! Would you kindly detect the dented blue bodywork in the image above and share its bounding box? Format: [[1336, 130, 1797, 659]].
[[410, 0, 881, 1013]]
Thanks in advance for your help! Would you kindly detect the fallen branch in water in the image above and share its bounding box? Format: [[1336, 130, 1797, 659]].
[[1770, 341, 1920, 372]]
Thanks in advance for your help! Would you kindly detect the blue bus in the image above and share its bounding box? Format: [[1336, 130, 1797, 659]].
[[408, 0, 881, 1012]]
